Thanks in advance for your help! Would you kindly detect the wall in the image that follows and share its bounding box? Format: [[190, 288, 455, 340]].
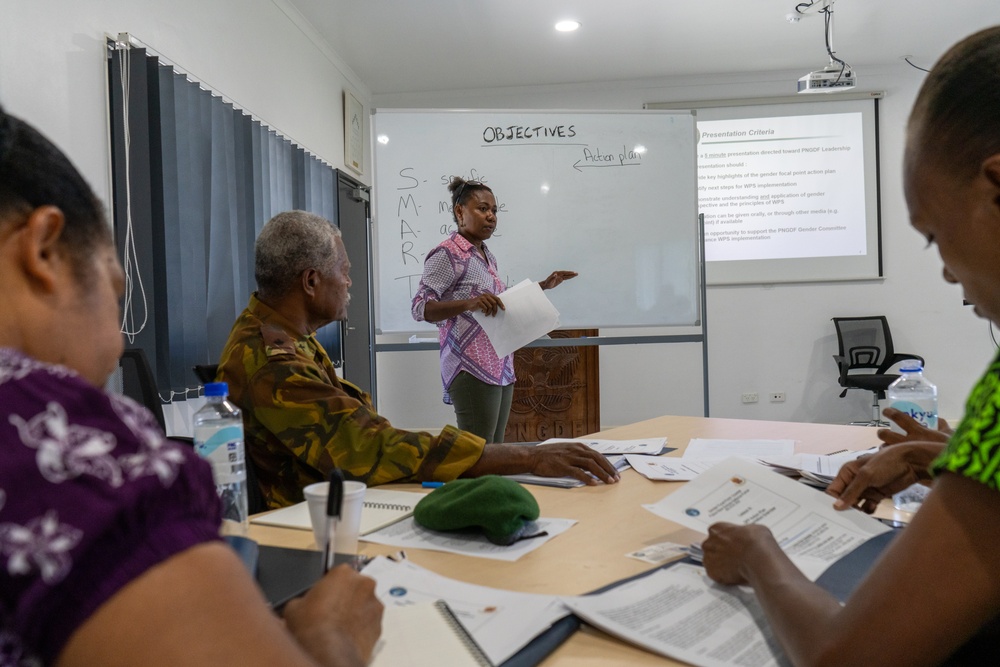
[[372, 67, 995, 431], [0, 0, 373, 212], [3, 1, 990, 432]]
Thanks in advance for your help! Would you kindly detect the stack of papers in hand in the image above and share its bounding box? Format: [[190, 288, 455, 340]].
[[644, 457, 890, 581], [758, 448, 878, 488], [471, 279, 560, 358]]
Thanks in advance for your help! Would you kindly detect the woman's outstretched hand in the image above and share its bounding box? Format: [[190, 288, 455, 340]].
[[539, 271, 578, 290]]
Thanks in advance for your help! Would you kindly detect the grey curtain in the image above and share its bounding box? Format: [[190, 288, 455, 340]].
[[107, 42, 340, 397]]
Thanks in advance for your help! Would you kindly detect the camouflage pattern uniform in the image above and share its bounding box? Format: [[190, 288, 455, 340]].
[[218, 294, 486, 509]]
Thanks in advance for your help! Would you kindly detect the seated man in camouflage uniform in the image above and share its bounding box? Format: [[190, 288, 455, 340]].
[[218, 210, 619, 509]]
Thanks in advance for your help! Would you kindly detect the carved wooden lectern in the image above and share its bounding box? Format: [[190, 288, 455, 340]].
[[503, 329, 600, 442]]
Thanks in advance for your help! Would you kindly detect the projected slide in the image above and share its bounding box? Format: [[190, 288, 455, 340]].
[[698, 112, 866, 262]]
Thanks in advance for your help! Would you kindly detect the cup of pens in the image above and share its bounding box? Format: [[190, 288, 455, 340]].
[[304, 470, 366, 569]]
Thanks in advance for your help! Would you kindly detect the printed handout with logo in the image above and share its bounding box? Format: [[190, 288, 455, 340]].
[[643, 457, 889, 580]]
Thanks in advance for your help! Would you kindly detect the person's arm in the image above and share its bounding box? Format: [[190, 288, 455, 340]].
[[57, 545, 381, 667], [461, 442, 620, 485], [825, 442, 945, 512], [412, 245, 506, 322], [876, 406, 952, 446], [703, 473, 1000, 667], [538, 270, 578, 290], [249, 356, 617, 485], [422, 293, 504, 321]]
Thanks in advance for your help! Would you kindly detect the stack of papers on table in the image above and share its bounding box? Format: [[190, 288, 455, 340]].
[[362, 516, 576, 562], [625, 438, 795, 482], [564, 563, 789, 667], [364, 556, 571, 666], [506, 455, 631, 488], [504, 438, 661, 488], [553, 437, 669, 455]]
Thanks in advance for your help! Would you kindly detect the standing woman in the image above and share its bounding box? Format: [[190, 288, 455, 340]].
[[411, 177, 576, 443]]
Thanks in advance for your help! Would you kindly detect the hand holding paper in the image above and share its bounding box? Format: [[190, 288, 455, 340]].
[[471, 280, 560, 358], [644, 457, 888, 580]]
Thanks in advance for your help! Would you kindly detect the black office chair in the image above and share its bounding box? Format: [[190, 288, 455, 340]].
[[118, 347, 168, 433], [832, 317, 924, 426], [192, 364, 219, 384]]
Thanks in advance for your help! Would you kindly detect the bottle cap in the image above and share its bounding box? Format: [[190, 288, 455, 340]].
[[204, 381, 229, 397], [899, 362, 923, 373]]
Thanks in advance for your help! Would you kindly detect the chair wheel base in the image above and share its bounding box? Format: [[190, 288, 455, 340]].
[[847, 419, 889, 428]]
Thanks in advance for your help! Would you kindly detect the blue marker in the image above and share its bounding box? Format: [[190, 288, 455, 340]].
[[422, 481, 444, 489]]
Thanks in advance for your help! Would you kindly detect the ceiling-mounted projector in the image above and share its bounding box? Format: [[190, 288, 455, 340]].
[[792, 0, 855, 94], [797, 64, 856, 93]]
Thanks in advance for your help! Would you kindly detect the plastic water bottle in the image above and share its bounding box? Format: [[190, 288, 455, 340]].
[[885, 363, 938, 432], [193, 382, 248, 535], [885, 363, 937, 512]]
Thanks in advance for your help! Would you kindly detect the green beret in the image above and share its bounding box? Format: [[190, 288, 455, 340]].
[[413, 476, 541, 545]]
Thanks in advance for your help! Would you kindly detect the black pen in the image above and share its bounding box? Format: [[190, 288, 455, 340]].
[[324, 469, 344, 573]]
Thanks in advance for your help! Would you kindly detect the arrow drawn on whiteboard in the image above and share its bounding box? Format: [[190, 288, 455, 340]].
[[572, 160, 642, 171]]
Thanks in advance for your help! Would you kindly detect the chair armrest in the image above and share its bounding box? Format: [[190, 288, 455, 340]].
[[832, 354, 850, 385], [168, 436, 195, 448], [878, 353, 925, 374]]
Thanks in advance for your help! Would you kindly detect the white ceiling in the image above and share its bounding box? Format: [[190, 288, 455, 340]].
[[285, 0, 1000, 96]]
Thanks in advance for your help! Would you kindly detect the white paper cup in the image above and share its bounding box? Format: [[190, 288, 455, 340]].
[[303, 480, 366, 554]]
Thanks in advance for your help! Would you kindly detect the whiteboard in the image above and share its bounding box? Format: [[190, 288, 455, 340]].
[[372, 109, 700, 334]]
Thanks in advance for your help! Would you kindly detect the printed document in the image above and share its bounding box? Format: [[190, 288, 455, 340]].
[[683, 439, 795, 460], [472, 279, 560, 357], [626, 456, 718, 482], [364, 556, 569, 665], [539, 437, 669, 455], [563, 563, 789, 667], [644, 457, 889, 580], [361, 516, 575, 562]]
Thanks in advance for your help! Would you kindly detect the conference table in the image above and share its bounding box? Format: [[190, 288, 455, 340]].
[[248, 415, 894, 666]]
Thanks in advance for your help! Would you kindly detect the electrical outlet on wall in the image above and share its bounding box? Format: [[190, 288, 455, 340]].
[[770, 392, 786, 402], [741, 392, 759, 404]]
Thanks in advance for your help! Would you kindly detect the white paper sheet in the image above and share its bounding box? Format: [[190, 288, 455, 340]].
[[471, 279, 560, 357], [760, 448, 878, 483], [644, 457, 889, 581], [625, 541, 690, 565], [506, 454, 630, 488], [683, 438, 796, 459], [363, 557, 569, 665], [361, 516, 575, 561], [625, 455, 718, 481], [563, 563, 789, 667], [540, 437, 668, 455]]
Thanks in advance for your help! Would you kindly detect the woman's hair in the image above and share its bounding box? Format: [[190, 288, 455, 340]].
[[449, 176, 493, 223], [0, 105, 110, 270], [908, 26, 1000, 179], [255, 210, 342, 300]]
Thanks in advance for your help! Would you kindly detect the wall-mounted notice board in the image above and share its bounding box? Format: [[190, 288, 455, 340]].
[[372, 109, 700, 334]]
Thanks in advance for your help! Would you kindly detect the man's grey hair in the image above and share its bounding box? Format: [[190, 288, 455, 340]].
[[255, 210, 342, 299]]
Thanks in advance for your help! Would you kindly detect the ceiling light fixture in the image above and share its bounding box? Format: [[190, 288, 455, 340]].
[[555, 20, 580, 32]]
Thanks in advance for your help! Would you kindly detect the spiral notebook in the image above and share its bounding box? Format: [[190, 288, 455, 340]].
[[250, 488, 424, 536], [371, 600, 493, 667]]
